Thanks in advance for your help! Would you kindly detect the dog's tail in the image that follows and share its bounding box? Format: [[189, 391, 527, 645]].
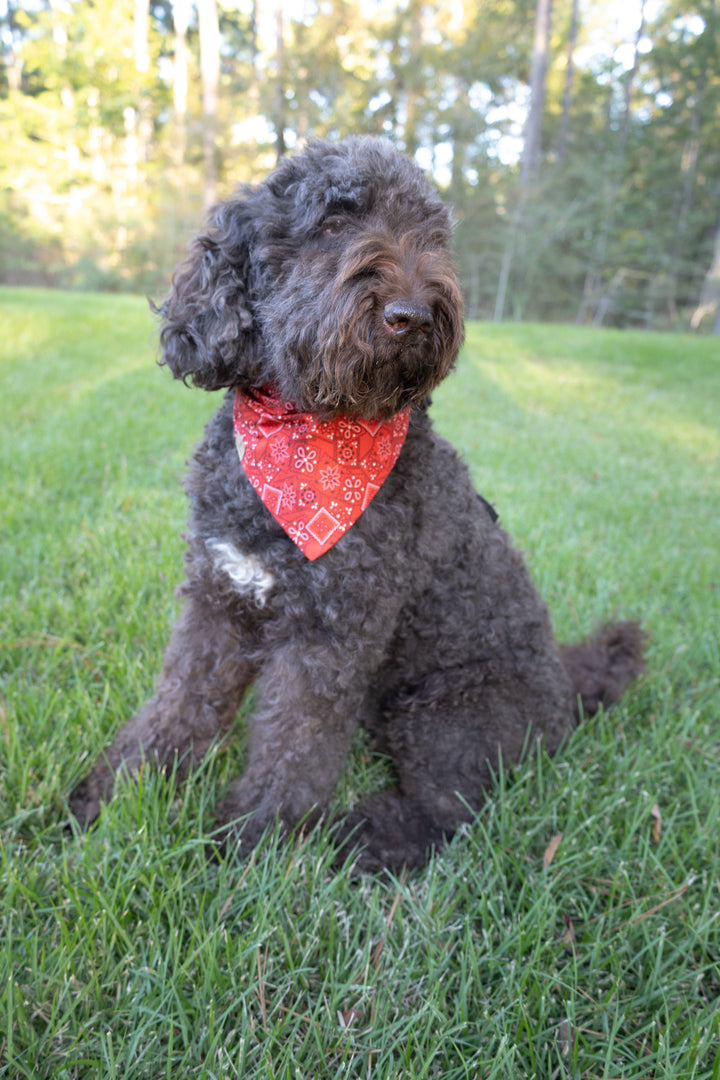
[[560, 620, 647, 719]]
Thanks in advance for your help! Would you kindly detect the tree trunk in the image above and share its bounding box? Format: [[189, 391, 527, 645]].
[[248, 0, 260, 113], [134, 0, 149, 74], [132, 0, 151, 172], [619, 0, 646, 151], [172, 0, 191, 169], [557, 0, 579, 162], [494, 209, 519, 322], [274, 4, 286, 163], [495, 0, 552, 321], [520, 0, 553, 187], [691, 222, 720, 333], [198, 0, 220, 207], [404, 0, 423, 157], [577, 0, 645, 322]]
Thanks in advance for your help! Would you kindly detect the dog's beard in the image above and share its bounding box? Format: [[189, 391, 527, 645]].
[[298, 315, 457, 419]]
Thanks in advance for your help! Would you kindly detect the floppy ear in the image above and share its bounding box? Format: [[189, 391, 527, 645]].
[[158, 195, 260, 391]]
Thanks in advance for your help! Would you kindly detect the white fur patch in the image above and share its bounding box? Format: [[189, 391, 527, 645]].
[[207, 539, 275, 606]]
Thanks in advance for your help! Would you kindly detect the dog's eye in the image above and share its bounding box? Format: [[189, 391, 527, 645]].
[[322, 217, 345, 237]]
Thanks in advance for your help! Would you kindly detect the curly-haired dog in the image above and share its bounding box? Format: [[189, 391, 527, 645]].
[[69, 137, 645, 870]]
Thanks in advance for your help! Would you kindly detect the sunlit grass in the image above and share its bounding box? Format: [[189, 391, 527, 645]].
[[460, 323, 719, 460], [1, 287, 719, 1079]]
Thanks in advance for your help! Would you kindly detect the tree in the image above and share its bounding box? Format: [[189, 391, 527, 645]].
[[494, 0, 554, 320], [198, 0, 220, 205], [557, 0, 580, 161], [692, 223, 720, 332], [1, 0, 719, 328], [575, 0, 647, 324], [273, 4, 285, 162], [172, 0, 191, 168], [521, 0, 553, 186]]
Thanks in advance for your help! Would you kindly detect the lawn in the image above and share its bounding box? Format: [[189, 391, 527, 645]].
[[1, 286, 718, 1079]]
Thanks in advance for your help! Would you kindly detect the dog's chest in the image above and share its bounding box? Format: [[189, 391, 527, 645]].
[[205, 538, 276, 606]]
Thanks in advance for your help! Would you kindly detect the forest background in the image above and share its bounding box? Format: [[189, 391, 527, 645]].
[[1, 0, 719, 332]]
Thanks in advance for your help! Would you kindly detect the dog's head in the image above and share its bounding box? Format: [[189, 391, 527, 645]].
[[160, 137, 464, 419]]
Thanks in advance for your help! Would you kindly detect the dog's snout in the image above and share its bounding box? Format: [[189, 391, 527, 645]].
[[383, 300, 434, 339]]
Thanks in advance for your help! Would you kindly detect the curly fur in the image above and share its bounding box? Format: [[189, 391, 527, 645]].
[[69, 137, 645, 871]]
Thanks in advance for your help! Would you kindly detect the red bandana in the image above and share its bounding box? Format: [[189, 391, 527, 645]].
[[233, 388, 410, 560]]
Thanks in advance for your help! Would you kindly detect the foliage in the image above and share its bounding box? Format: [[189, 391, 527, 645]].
[[1, 1, 720, 328], [1, 288, 719, 1076]]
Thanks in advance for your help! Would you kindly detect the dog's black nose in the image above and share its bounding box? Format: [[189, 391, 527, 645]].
[[383, 300, 434, 339]]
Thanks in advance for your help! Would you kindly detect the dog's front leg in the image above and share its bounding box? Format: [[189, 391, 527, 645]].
[[68, 596, 257, 826], [213, 641, 368, 855]]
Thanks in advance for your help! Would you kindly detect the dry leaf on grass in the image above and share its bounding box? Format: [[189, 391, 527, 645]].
[[651, 803, 662, 843], [561, 912, 576, 952], [543, 832, 563, 870], [338, 1006, 364, 1029], [557, 1018, 576, 1057]]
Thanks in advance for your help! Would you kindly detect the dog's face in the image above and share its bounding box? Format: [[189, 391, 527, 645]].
[[160, 137, 465, 419]]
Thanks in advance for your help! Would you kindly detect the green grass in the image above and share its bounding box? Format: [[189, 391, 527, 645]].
[[1, 286, 719, 1079]]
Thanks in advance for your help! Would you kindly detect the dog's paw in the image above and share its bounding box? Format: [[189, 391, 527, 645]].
[[67, 780, 103, 829], [210, 802, 281, 862], [333, 793, 448, 874], [67, 765, 117, 829]]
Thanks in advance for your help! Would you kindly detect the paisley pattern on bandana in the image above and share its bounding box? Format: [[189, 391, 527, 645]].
[[233, 388, 410, 560]]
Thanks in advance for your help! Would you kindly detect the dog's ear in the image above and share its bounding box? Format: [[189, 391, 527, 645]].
[[158, 196, 260, 391]]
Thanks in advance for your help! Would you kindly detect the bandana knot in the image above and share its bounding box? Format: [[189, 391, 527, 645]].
[[233, 388, 410, 560]]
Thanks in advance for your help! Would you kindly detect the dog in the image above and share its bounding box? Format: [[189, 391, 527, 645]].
[[69, 137, 645, 870]]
